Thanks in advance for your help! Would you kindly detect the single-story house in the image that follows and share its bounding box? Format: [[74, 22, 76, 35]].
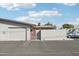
[[0, 18, 69, 41], [0, 18, 35, 41]]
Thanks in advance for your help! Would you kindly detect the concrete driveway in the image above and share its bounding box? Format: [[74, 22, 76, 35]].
[[0, 40, 79, 56]]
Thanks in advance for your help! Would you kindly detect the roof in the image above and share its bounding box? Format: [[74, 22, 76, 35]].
[[0, 18, 35, 27], [35, 25, 55, 30]]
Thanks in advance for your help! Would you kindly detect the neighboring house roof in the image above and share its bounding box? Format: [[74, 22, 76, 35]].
[[35, 25, 55, 30], [0, 18, 35, 27]]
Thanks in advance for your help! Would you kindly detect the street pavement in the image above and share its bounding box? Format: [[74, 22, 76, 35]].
[[0, 40, 79, 56]]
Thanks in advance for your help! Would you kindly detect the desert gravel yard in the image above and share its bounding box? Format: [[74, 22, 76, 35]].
[[0, 40, 79, 56]]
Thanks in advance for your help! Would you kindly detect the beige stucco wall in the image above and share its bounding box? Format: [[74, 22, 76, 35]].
[[41, 29, 67, 40]]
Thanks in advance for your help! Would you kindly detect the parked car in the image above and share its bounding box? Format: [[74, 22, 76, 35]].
[[67, 32, 79, 38]]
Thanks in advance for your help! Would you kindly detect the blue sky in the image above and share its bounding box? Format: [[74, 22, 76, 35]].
[[0, 3, 79, 25]]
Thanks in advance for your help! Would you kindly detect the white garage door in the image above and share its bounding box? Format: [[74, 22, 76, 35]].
[[8, 28, 26, 41], [0, 27, 26, 41]]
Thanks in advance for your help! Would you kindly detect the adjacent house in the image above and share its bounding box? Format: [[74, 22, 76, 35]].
[[0, 18, 35, 41], [0, 18, 68, 41]]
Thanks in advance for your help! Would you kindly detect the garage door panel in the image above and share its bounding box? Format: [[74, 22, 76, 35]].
[[8, 28, 26, 41]]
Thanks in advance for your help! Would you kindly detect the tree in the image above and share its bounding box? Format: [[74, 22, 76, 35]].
[[62, 24, 74, 29], [68, 28, 76, 33], [45, 22, 53, 26], [38, 22, 41, 26], [44, 22, 57, 29]]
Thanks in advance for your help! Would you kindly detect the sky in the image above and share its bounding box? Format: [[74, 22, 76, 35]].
[[0, 3, 79, 26]]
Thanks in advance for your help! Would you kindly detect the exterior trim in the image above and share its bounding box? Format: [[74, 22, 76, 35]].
[[0, 18, 35, 27]]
